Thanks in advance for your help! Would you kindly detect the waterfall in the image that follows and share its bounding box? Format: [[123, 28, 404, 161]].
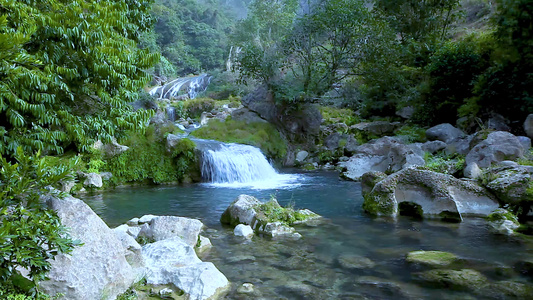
[[167, 106, 176, 122], [149, 74, 211, 100], [193, 139, 300, 189]]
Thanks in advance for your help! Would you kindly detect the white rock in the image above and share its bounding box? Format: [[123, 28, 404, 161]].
[[40, 194, 135, 300], [295, 151, 309, 163], [138, 214, 158, 224], [464, 163, 482, 179], [127, 217, 140, 226], [234, 224, 254, 238], [138, 216, 204, 247], [127, 226, 142, 239], [196, 236, 212, 255], [142, 238, 229, 300], [83, 172, 103, 188]]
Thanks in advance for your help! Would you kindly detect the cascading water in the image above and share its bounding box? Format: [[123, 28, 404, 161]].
[[194, 139, 300, 189], [167, 106, 176, 122], [149, 74, 211, 100]]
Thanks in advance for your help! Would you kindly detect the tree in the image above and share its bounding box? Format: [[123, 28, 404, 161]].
[[0, 0, 158, 157], [284, 0, 372, 99], [232, 0, 299, 85], [374, 0, 461, 43]]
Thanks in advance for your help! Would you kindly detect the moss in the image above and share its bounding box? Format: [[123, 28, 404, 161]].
[[406, 250, 457, 267], [104, 125, 198, 185], [319, 106, 359, 126], [486, 209, 519, 223], [394, 124, 427, 143], [192, 119, 287, 159], [362, 194, 395, 216], [254, 199, 317, 226]]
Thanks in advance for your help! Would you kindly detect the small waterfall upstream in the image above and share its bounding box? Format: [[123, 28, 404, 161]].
[[194, 139, 300, 189], [149, 74, 211, 100]]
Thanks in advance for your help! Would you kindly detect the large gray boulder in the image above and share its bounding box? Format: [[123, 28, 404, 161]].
[[231, 107, 267, 124], [142, 237, 229, 300], [465, 131, 525, 168], [340, 137, 425, 181], [166, 133, 183, 151], [40, 194, 136, 300], [102, 138, 129, 157], [220, 194, 262, 226], [426, 123, 465, 143], [445, 135, 474, 156], [138, 216, 204, 247], [362, 168, 498, 220], [524, 114, 533, 139], [485, 165, 533, 205]]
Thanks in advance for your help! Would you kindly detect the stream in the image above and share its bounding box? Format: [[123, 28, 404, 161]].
[[84, 169, 533, 299]]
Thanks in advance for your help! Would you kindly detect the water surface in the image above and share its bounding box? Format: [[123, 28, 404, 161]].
[[84, 170, 533, 299]]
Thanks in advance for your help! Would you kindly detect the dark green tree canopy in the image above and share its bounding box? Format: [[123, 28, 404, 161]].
[[0, 0, 159, 157]]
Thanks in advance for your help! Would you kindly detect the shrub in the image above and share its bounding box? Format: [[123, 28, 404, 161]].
[[0, 148, 79, 293], [394, 125, 427, 143], [423, 152, 465, 176], [183, 98, 216, 119], [192, 119, 287, 159], [319, 106, 359, 126], [104, 126, 197, 184]]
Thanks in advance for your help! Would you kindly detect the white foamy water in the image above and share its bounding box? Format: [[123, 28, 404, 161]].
[[196, 140, 302, 189]]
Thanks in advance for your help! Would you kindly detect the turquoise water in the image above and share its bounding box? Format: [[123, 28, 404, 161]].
[[84, 170, 533, 299]]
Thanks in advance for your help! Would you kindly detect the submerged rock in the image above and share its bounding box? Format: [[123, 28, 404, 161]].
[[416, 269, 487, 290], [234, 224, 254, 238], [40, 194, 136, 300], [362, 168, 498, 220], [338, 254, 376, 270], [487, 209, 520, 235], [406, 250, 457, 267]]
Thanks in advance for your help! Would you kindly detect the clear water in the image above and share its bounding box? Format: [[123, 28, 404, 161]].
[[84, 170, 533, 299]]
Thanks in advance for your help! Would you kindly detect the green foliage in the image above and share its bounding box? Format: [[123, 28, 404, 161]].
[[0, 148, 80, 290], [192, 119, 287, 159], [394, 125, 427, 143], [0, 0, 158, 157], [104, 126, 197, 184], [319, 106, 359, 126], [375, 0, 461, 43], [144, 0, 237, 75], [414, 36, 491, 125], [423, 152, 466, 175], [183, 98, 216, 119], [0, 282, 52, 300], [254, 198, 309, 225]]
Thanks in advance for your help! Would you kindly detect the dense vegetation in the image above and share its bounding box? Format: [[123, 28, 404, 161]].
[[1, 0, 532, 297], [233, 0, 532, 132]]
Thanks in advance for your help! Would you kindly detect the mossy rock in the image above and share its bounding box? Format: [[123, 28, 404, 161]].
[[406, 250, 457, 267], [416, 269, 487, 290], [477, 281, 533, 299]]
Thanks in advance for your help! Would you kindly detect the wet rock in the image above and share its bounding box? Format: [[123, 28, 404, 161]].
[[466, 131, 525, 168], [361, 171, 388, 197], [477, 281, 533, 299], [220, 194, 262, 227], [362, 168, 498, 220], [259, 222, 302, 239], [226, 255, 256, 264], [281, 281, 328, 300], [355, 277, 410, 300], [485, 165, 533, 204], [196, 236, 212, 255], [237, 283, 255, 294], [40, 194, 135, 300], [234, 224, 254, 238], [143, 237, 229, 300], [338, 254, 376, 270], [487, 209, 520, 235], [514, 258, 533, 278], [138, 216, 204, 247], [166, 133, 183, 151], [406, 250, 457, 267], [416, 269, 487, 290], [426, 123, 465, 143]]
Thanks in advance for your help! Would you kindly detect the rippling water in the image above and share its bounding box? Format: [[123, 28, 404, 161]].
[[83, 170, 533, 299]]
